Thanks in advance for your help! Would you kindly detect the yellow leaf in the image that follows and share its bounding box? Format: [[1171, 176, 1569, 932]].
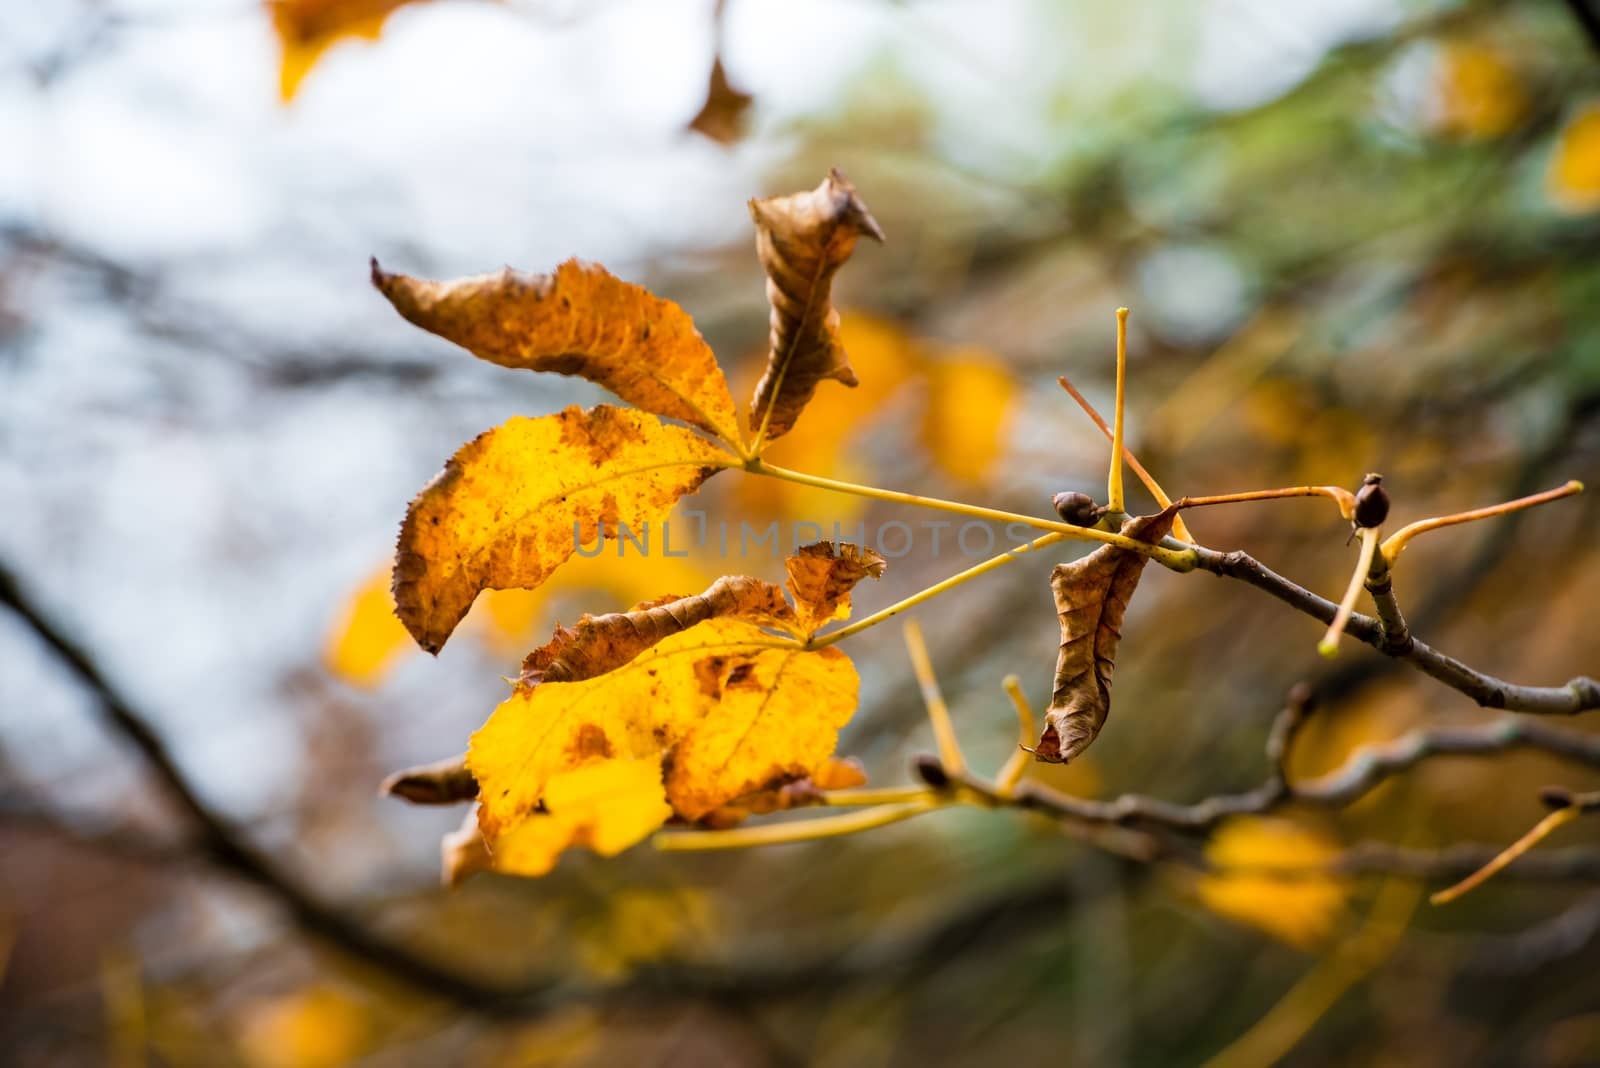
[[921, 348, 1018, 484], [1197, 817, 1349, 949], [491, 759, 672, 878], [748, 170, 884, 443], [468, 617, 857, 844], [575, 888, 713, 979], [1548, 101, 1600, 215], [663, 637, 857, 820], [372, 258, 743, 446], [269, 0, 426, 103], [1428, 42, 1527, 140], [237, 984, 371, 1068], [394, 404, 732, 653], [322, 564, 411, 687]]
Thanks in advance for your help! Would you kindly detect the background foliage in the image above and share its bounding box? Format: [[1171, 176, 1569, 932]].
[[3, 0, 1599, 1064]]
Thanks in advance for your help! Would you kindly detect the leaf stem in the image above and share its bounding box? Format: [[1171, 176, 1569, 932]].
[[1430, 806, 1582, 905], [1319, 527, 1381, 658], [817, 786, 938, 806], [651, 799, 939, 852], [744, 460, 1192, 566], [995, 675, 1036, 796], [903, 620, 965, 775], [1381, 481, 1583, 564], [1056, 373, 1192, 543], [1177, 485, 1355, 518], [1108, 307, 1129, 515], [807, 532, 1069, 648]]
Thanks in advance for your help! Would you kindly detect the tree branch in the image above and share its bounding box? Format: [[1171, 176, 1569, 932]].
[[1190, 545, 1599, 715]]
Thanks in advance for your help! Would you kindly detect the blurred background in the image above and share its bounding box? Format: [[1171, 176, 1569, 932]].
[[3, 0, 1600, 1064]]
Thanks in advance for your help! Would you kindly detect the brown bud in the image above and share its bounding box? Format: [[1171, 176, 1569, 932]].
[[1539, 785, 1575, 810], [1352, 473, 1390, 529], [911, 753, 950, 788], [1052, 491, 1103, 527]]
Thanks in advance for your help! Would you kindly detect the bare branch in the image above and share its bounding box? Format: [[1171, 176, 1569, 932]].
[[1190, 545, 1600, 715]]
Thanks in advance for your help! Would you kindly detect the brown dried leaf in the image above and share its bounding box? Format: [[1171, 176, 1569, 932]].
[[785, 541, 886, 635], [372, 258, 742, 445], [521, 575, 798, 685], [381, 753, 477, 805], [395, 404, 731, 654], [1033, 509, 1176, 764], [748, 169, 884, 442], [687, 58, 752, 146]]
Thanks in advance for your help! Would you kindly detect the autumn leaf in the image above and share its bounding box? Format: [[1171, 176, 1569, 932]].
[[238, 983, 373, 1068], [491, 759, 673, 879], [1197, 817, 1349, 949], [748, 169, 884, 443], [325, 550, 721, 691], [269, 0, 430, 103], [735, 311, 919, 522], [515, 540, 882, 687], [519, 574, 799, 685], [1426, 41, 1527, 140], [698, 756, 867, 829], [323, 564, 412, 687], [463, 539, 875, 877], [921, 349, 1019, 484], [784, 542, 886, 634], [1548, 101, 1600, 215], [1033, 508, 1176, 764], [380, 753, 476, 804], [688, 58, 753, 146], [395, 404, 732, 653], [372, 258, 743, 446], [662, 635, 858, 820], [469, 618, 858, 842]]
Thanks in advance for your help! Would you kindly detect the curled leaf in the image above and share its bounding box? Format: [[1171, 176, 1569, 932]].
[[395, 404, 731, 654], [1033, 509, 1176, 764], [517, 539, 882, 686], [749, 169, 884, 442], [521, 575, 797, 685], [372, 258, 742, 445], [687, 58, 753, 146], [784, 541, 886, 635], [380, 753, 477, 805]]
